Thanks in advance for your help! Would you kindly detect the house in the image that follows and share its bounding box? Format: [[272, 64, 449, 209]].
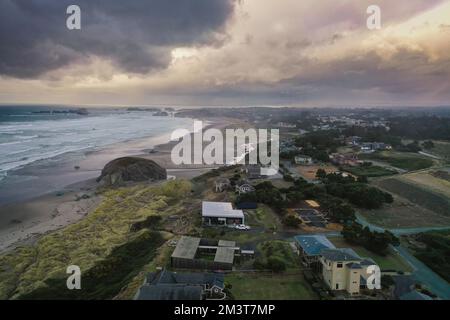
[[245, 165, 263, 179], [303, 200, 320, 209], [170, 236, 242, 271], [320, 248, 378, 295], [235, 179, 255, 195], [294, 235, 336, 267], [202, 201, 245, 226], [134, 269, 225, 300], [330, 153, 359, 167], [235, 202, 258, 210], [294, 233, 381, 295], [214, 178, 231, 193], [295, 155, 313, 165], [345, 136, 362, 146], [360, 142, 392, 153]]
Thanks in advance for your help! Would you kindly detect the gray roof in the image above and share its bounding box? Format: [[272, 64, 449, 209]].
[[171, 236, 200, 259], [202, 201, 244, 219], [347, 262, 362, 269], [294, 235, 336, 256], [214, 247, 235, 264], [146, 269, 225, 289], [321, 248, 362, 262], [135, 285, 202, 300], [218, 240, 236, 247]]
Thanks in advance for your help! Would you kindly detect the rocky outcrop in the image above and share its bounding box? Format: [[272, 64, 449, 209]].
[[97, 157, 167, 187]]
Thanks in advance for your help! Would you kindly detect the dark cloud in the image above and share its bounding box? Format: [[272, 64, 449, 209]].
[[0, 0, 236, 78]]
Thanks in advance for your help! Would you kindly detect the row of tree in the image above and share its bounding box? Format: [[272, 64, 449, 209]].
[[342, 222, 399, 255]]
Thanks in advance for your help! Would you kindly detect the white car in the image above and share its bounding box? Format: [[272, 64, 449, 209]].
[[235, 224, 250, 230]]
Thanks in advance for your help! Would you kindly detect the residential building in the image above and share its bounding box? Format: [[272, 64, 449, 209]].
[[245, 165, 263, 179], [320, 248, 377, 295], [214, 178, 231, 193], [170, 236, 249, 271], [330, 153, 360, 166], [295, 155, 314, 165], [345, 136, 362, 146], [202, 201, 245, 226], [294, 234, 380, 295], [134, 269, 225, 300], [294, 235, 336, 267], [235, 179, 255, 195], [360, 142, 392, 153]]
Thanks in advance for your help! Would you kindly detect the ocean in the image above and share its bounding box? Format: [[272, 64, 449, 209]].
[[0, 106, 194, 201]]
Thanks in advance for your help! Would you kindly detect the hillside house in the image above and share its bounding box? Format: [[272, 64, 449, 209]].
[[202, 201, 245, 226]]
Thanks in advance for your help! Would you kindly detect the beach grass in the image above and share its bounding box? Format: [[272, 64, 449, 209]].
[[0, 180, 192, 299]]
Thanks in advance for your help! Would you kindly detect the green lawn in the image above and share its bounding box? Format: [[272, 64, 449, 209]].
[[360, 151, 434, 171], [343, 165, 397, 177], [328, 237, 412, 272], [226, 273, 318, 300]]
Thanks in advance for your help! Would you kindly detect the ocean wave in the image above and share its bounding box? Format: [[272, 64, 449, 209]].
[[14, 134, 38, 140], [0, 171, 7, 183], [0, 113, 194, 180]]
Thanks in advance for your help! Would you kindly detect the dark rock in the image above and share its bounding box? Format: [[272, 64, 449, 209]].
[[96, 157, 167, 186]]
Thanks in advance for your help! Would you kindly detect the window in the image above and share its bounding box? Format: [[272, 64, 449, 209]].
[[337, 263, 343, 268]]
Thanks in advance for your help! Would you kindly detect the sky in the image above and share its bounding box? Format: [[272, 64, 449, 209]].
[[0, 0, 449, 107]]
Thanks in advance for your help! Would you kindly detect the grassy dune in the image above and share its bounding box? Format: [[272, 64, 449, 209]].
[[0, 180, 192, 299]]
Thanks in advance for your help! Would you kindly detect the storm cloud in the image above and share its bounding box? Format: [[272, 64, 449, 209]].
[[0, 0, 236, 78]]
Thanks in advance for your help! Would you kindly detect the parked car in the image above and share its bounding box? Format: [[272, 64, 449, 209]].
[[235, 224, 250, 230]]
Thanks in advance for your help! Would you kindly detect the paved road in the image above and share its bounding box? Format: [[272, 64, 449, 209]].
[[356, 213, 450, 299], [393, 246, 450, 300]]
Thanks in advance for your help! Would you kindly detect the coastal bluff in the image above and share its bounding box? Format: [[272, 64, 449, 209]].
[[97, 157, 167, 187]]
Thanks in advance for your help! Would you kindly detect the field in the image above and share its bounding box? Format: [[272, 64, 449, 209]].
[[359, 198, 450, 228], [226, 273, 318, 300], [424, 141, 450, 160], [343, 165, 397, 177], [360, 151, 434, 171], [328, 237, 412, 272], [400, 170, 450, 198], [295, 164, 338, 180], [374, 178, 450, 218]]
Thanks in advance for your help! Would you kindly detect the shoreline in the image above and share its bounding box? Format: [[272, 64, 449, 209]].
[[0, 116, 241, 253]]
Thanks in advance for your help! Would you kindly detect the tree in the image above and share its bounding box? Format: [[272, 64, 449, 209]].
[[316, 168, 327, 180], [266, 257, 286, 273], [422, 140, 435, 149], [283, 215, 301, 228], [357, 175, 368, 183]]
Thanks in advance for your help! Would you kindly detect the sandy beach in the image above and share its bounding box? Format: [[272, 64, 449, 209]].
[[0, 116, 243, 253]]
